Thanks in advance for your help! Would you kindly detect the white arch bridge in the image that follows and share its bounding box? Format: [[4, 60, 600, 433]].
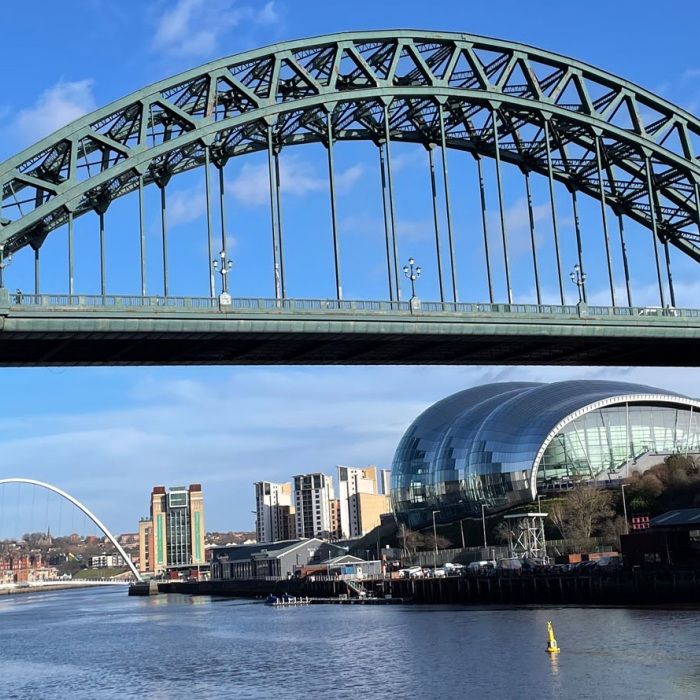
[[0, 478, 142, 581]]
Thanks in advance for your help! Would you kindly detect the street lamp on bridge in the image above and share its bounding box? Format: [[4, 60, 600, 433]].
[[0, 243, 12, 289], [403, 257, 421, 300], [212, 249, 233, 297], [570, 263, 587, 303]]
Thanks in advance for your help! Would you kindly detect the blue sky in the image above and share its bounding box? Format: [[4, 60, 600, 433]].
[[2, 0, 700, 537]]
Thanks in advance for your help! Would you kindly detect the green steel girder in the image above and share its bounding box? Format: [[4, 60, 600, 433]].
[[2, 30, 700, 262]]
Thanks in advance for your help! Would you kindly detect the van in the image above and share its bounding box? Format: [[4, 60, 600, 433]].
[[399, 566, 423, 579], [638, 306, 680, 317]]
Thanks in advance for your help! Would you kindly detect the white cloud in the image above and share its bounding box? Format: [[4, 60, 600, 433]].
[[485, 197, 551, 258], [12, 79, 96, 144], [587, 276, 700, 310], [682, 68, 700, 81], [336, 163, 364, 190], [256, 1, 279, 23], [167, 182, 207, 226], [153, 0, 280, 58], [229, 155, 362, 206], [396, 219, 433, 242], [339, 214, 434, 243]]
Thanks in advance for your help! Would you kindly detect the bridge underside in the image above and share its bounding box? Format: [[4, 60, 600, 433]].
[[0, 311, 697, 366]]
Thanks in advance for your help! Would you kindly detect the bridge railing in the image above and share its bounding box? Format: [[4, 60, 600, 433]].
[[5, 294, 699, 319], [8, 294, 220, 309]]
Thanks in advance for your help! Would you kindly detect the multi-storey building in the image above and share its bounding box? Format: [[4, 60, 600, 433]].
[[379, 469, 391, 496], [337, 465, 391, 538], [138, 484, 205, 576], [254, 481, 295, 543], [293, 473, 334, 539]]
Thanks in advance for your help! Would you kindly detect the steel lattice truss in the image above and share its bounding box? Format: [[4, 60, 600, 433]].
[[3, 30, 700, 261]]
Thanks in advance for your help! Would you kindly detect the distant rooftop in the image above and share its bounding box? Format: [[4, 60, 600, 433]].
[[650, 509, 700, 528]]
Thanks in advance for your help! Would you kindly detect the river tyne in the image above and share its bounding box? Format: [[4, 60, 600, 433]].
[[1, 587, 699, 700]]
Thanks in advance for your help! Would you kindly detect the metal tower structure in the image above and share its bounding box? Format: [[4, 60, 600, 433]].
[[503, 512, 548, 560]]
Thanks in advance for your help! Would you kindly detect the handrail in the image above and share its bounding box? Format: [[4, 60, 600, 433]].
[[6, 294, 700, 319]]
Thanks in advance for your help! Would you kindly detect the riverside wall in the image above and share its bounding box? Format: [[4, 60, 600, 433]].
[[161, 571, 700, 606]]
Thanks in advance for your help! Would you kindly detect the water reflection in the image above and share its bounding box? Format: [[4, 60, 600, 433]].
[[673, 667, 700, 694], [548, 653, 560, 676]]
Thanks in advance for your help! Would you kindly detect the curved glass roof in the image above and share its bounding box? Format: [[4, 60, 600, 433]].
[[390, 379, 695, 527]]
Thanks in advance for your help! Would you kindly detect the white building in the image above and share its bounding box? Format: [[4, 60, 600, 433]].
[[293, 473, 334, 539], [254, 481, 293, 543], [88, 553, 125, 569]]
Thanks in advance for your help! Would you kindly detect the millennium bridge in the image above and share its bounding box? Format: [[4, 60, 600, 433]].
[[1, 30, 700, 366]]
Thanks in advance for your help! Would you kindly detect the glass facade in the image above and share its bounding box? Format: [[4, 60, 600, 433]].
[[390, 380, 700, 529], [539, 404, 700, 485], [166, 488, 191, 566]]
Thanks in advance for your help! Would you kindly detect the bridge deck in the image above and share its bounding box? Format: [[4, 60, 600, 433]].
[[0, 294, 697, 367]]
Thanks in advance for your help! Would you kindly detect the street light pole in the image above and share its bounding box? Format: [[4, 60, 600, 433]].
[[212, 249, 233, 296], [432, 510, 440, 568], [403, 257, 422, 300], [481, 503, 488, 550], [460, 519, 465, 550], [569, 263, 586, 303], [621, 483, 629, 535]]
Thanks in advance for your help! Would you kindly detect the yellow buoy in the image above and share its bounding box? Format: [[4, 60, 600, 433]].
[[546, 620, 560, 653]]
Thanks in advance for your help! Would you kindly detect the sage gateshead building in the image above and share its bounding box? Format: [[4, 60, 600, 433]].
[[390, 381, 700, 529]]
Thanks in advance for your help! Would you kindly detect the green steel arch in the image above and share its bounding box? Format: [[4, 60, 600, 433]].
[[2, 29, 700, 267], [0, 477, 142, 581]]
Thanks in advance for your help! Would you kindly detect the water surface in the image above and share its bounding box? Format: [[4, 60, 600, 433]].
[[0, 587, 697, 699]]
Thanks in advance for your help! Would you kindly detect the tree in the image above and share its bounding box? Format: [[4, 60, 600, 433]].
[[422, 532, 452, 552], [494, 521, 515, 546], [397, 524, 423, 558], [552, 484, 614, 543]]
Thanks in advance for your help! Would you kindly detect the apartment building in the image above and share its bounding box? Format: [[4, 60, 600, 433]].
[[254, 481, 295, 543]]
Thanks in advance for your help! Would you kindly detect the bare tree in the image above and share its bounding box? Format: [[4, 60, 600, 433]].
[[423, 532, 452, 552], [554, 484, 614, 542], [397, 524, 423, 557], [547, 501, 568, 539], [494, 521, 514, 546]]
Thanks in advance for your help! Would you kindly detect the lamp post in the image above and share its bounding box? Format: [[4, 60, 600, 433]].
[[459, 518, 466, 550], [212, 249, 233, 296], [0, 243, 12, 289], [403, 257, 421, 300], [569, 263, 586, 303], [431, 510, 440, 568], [621, 483, 629, 535], [481, 503, 488, 550]]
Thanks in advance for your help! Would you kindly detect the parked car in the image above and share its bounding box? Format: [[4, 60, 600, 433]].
[[497, 558, 523, 571], [595, 556, 622, 570], [444, 563, 465, 576]]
